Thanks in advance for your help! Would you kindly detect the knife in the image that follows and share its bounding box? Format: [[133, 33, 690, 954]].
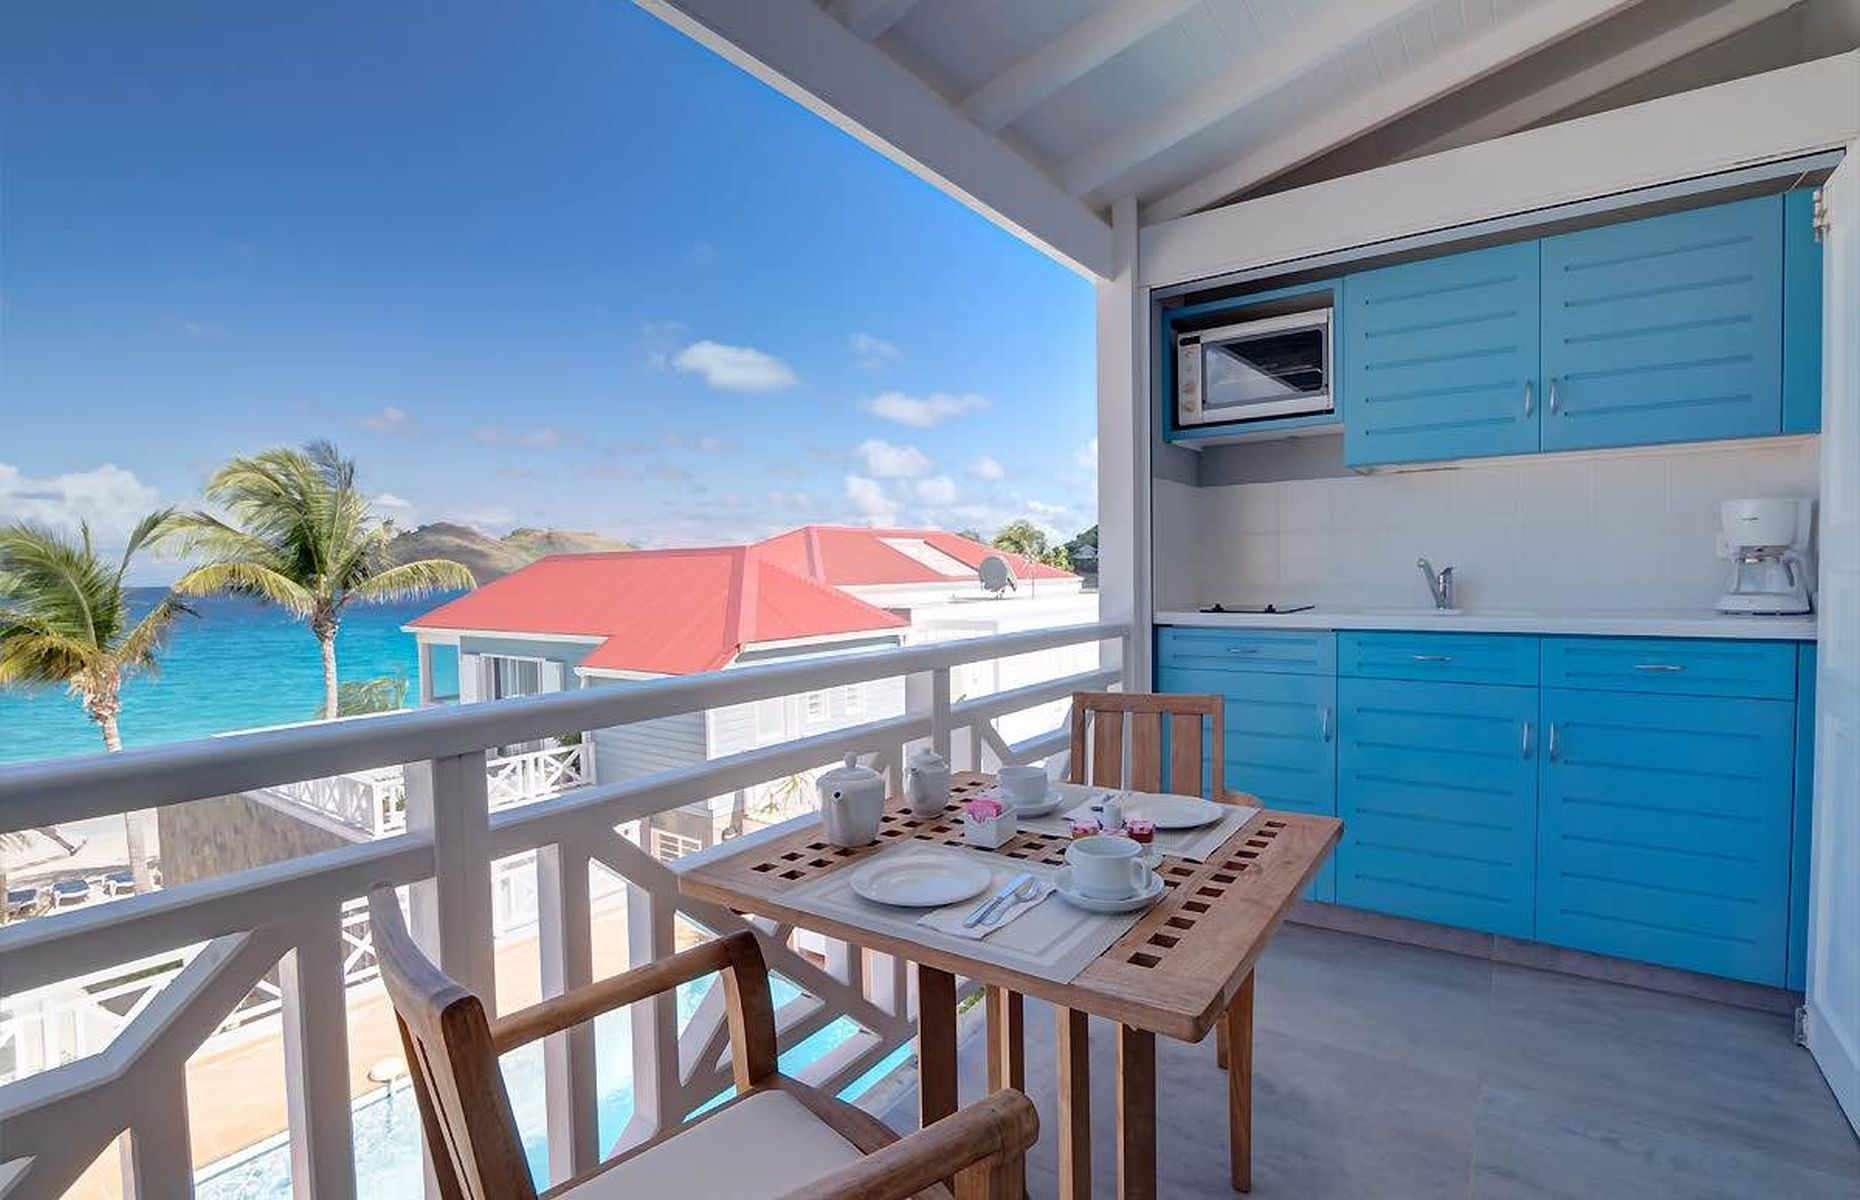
[[963, 872, 1036, 928]]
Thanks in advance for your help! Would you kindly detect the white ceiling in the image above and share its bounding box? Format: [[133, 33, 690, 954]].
[[644, 0, 1847, 275]]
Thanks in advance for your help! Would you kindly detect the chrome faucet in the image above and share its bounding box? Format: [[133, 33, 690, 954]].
[[1417, 557, 1456, 610]]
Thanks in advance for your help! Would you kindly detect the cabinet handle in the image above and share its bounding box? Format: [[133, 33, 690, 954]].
[[1228, 646, 1260, 656], [1548, 722, 1560, 761], [1633, 663, 1685, 672], [1319, 706, 1334, 742], [1521, 721, 1533, 759], [1411, 653, 1453, 663], [1522, 379, 1534, 419], [1549, 377, 1561, 415]]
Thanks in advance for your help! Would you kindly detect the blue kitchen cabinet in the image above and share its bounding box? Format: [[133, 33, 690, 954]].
[[1537, 686, 1796, 986], [1335, 677, 1538, 937], [1341, 241, 1541, 466], [1159, 663, 1338, 902], [1783, 187, 1823, 434], [1540, 635, 1797, 700], [1540, 196, 1784, 451], [1339, 630, 1538, 686], [1790, 644, 1817, 991]]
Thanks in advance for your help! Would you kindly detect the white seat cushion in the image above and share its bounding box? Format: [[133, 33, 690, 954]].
[[561, 1089, 868, 1199]]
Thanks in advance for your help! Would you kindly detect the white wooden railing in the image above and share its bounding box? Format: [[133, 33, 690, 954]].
[[0, 620, 1127, 1199], [263, 741, 591, 837]]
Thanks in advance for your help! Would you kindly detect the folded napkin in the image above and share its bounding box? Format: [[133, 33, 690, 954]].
[[917, 873, 1057, 941]]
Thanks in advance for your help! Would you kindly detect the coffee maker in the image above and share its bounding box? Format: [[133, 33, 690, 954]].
[[1717, 497, 1814, 615]]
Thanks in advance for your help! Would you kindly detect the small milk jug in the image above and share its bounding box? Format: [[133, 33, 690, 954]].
[[904, 746, 952, 818]]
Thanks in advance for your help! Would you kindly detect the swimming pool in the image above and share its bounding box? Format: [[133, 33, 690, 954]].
[[194, 976, 907, 1197]]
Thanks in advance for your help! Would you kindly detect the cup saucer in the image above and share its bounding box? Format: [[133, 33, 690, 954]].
[[1053, 866, 1165, 913]]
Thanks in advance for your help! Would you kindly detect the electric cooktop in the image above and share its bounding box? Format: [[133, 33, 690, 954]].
[[1197, 603, 1316, 614]]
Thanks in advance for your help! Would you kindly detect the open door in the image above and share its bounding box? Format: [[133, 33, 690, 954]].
[[1807, 148, 1860, 1133]]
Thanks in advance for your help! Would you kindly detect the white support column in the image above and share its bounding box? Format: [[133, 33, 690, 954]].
[[1096, 196, 1148, 691], [280, 912, 358, 1200], [416, 640, 436, 706], [405, 751, 496, 1008], [457, 653, 484, 704], [536, 844, 599, 1182], [120, 1078, 192, 1200], [930, 668, 952, 760], [618, 877, 680, 1152]]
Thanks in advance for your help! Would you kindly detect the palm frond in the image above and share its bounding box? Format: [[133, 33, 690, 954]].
[[0, 620, 100, 687], [171, 561, 316, 614], [0, 522, 112, 649], [117, 594, 196, 674], [347, 558, 477, 602], [117, 508, 180, 582]]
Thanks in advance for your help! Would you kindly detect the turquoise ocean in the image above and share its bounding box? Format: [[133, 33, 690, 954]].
[[0, 589, 462, 767]]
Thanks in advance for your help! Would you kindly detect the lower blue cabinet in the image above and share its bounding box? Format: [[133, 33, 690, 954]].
[[1336, 678, 1538, 937], [1537, 686, 1795, 986], [1157, 663, 1337, 902]]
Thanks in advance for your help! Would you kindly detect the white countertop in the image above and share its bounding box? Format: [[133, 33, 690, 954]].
[[1154, 607, 1817, 641]]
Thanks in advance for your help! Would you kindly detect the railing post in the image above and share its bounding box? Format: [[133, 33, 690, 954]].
[[120, 1076, 192, 1200], [280, 909, 358, 1200], [931, 667, 952, 760], [537, 843, 599, 1183], [404, 751, 496, 1007], [619, 873, 680, 1151]]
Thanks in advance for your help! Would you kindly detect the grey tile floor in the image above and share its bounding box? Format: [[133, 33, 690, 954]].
[[875, 924, 1860, 1198]]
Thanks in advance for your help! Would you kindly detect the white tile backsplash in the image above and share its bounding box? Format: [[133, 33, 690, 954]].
[[1187, 440, 1819, 610]]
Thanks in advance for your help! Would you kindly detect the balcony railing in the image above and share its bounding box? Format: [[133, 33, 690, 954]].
[[0, 620, 1128, 1200], [263, 741, 592, 837]]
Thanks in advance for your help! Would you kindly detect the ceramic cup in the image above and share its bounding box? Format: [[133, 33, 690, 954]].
[[997, 765, 1049, 811], [1065, 834, 1150, 900]]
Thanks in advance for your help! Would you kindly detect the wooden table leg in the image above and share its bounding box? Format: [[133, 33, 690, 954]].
[[985, 986, 1025, 1093], [915, 965, 958, 1127], [1228, 970, 1255, 1193], [1117, 1024, 1157, 1200], [1057, 1007, 1091, 1200]]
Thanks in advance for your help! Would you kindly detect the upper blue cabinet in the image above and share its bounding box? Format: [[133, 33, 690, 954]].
[[1783, 187, 1823, 434], [1341, 241, 1540, 467], [1540, 195, 1783, 452]]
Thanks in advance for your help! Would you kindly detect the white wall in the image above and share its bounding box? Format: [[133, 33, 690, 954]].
[[1168, 438, 1819, 612]]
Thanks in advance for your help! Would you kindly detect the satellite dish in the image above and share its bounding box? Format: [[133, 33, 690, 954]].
[[978, 554, 1018, 597]]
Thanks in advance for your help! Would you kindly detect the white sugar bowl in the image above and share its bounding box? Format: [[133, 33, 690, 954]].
[[904, 746, 952, 818], [817, 754, 887, 847]]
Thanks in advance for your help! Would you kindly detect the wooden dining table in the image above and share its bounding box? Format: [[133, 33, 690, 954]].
[[678, 771, 1341, 1199]]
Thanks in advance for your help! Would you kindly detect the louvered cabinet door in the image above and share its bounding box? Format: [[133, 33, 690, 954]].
[[1341, 240, 1541, 466], [1540, 195, 1783, 451]]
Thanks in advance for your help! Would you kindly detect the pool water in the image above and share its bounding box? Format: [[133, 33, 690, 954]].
[[195, 976, 907, 1197]]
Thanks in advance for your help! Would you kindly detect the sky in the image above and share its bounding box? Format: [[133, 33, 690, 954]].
[[0, 1, 1098, 583]]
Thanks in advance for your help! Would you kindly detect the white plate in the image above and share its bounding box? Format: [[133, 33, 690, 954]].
[[849, 855, 993, 908], [1123, 794, 1225, 830], [1054, 866, 1165, 914]]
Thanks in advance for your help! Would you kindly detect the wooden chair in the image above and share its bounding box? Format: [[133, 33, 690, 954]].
[[1066, 691, 1256, 1186], [366, 886, 1037, 1200]]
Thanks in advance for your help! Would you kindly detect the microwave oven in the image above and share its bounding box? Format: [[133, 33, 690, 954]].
[[1176, 308, 1333, 428]]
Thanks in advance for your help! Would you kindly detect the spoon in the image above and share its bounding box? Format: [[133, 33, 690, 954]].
[[981, 876, 1042, 926]]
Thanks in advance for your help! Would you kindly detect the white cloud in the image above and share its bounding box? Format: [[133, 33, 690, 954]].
[[967, 455, 1005, 481], [863, 391, 987, 428], [843, 475, 898, 524], [473, 426, 563, 449], [915, 475, 959, 505], [1026, 499, 1067, 516], [673, 340, 799, 393], [0, 462, 164, 546], [374, 492, 412, 509], [359, 405, 408, 433], [1076, 437, 1098, 470], [444, 505, 516, 532], [850, 332, 901, 368], [854, 439, 931, 479]]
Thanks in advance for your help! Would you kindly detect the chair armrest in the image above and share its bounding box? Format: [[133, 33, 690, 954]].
[[775, 1090, 1038, 1200], [490, 930, 777, 1085]]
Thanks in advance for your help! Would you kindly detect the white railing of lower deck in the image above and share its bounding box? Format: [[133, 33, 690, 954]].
[[0, 620, 1127, 1200], [262, 741, 592, 837]]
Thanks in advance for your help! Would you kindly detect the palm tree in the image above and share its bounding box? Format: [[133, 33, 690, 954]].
[[0, 514, 192, 894], [170, 442, 475, 719]]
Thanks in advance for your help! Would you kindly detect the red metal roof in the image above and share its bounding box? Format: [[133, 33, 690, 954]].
[[754, 526, 1074, 587], [407, 546, 907, 675]]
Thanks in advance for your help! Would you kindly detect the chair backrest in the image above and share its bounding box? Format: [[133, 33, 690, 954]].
[[1069, 692, 1226, 800], [367, 886, 536, 1200]]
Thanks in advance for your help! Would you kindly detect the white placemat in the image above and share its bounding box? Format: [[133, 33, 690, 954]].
[[778, 843, 1147, 984], [1013, 783, 1259, 862]]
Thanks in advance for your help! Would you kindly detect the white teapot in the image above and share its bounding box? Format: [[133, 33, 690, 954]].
[[817, 754, 886, 847], [904, 746, 952, 818]]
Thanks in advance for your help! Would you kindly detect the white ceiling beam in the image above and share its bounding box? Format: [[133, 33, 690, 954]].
[[961, 0, 1199, 132], [831, 0, 920, 41], [1145, 0, 1645, 222], [1058, 0, 1428, 199], [1405, 0, 1802, 160], [634, 0, 1115, 279]]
